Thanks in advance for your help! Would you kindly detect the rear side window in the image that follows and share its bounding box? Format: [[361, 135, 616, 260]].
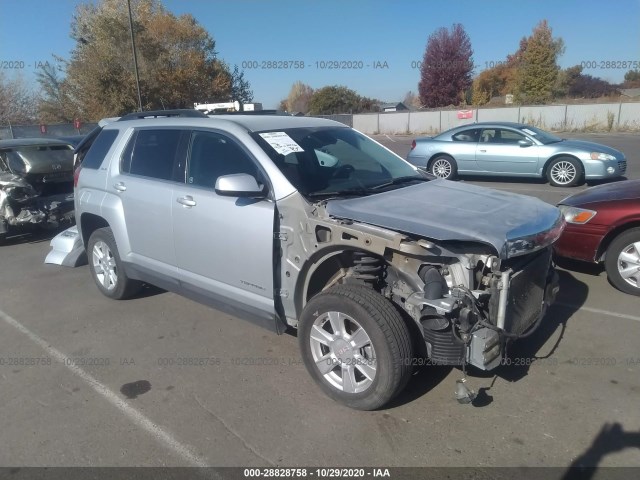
[[121, 129, 186, 182], [452, 129, 480, 142], [81, 129, 119, 169]]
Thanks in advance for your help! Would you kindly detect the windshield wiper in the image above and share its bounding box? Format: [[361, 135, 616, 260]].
[[307, 188, 373, 198], [369, 175, 430, 190], [307, 176, 429, 199]]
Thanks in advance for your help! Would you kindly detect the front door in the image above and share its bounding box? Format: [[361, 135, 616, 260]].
[[172, 130, 276, 324], [475, 128, 539, 174]]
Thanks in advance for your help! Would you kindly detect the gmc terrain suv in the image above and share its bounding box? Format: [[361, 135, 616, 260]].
[[73, 109, 563, 410]]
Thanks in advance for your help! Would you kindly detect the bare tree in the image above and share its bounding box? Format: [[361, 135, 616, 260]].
[[0, 72, 38, 124]]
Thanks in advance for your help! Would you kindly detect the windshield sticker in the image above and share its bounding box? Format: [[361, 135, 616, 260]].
[[259, 132, 304, 155], [521, 128, 537, 136]]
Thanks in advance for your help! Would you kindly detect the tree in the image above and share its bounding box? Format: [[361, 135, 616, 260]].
[[403, 90, 421, 109], [418, 23, 474, 108], [285, 81, 314, 113], [623, 69, 640, 88], [0, 72, 38, 125], [229, 65, 253, 104], [62, 0, 247, 120], [36, 58, 77, 123], [515, 20, 564, 104], [308, 86, 363, 114]]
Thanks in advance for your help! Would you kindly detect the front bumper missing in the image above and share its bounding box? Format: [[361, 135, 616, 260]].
[[470, 250, 559, 370]]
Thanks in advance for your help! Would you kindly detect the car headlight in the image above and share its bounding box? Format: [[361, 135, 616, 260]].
[[558, 205, 597, 224], [590, 152, 616, 161], [505, 215, 566, 258]]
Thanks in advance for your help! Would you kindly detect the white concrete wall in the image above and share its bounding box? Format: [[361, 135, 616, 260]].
[[408, 111, 441, 134], [379, 112, 410, 134], [352, 114, 379, 134], [351, 102, 640, 135]]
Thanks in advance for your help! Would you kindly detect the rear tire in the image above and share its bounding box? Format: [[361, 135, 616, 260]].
[[87, 227, 142, 300], [299, 284, 413, 410], [547, 157, 583, 187], [429, 155, 458, 180], [604, 228, 640, 296]]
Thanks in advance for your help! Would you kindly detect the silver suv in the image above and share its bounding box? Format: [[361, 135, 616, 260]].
[[74, 109, 563, 410]]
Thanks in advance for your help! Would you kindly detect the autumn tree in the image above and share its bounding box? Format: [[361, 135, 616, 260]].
[[515, 20, 564, 104], [308, 86, 377, 115], [285, 81, 314, 113], [62, 0, 249, 120], [0, 72, 38, 124], [418, 24, 474, 108]]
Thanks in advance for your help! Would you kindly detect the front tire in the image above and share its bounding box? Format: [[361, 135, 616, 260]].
[[429, 155, 457, 180], [87, 227, 142, 300], [604, 228, 640, 296], [299, 284, 413, 410], [547, 157, 583, 187]]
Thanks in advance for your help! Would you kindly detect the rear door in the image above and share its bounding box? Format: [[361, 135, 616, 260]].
[[475, 128, 539, 174], [171, 129, 277, 326], [111, 128, 189, 278]]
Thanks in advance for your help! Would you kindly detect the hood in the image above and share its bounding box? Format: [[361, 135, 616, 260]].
[[560, 179, 640, 206], [559, 139, 624, 158], [325, 179, 562, 258]]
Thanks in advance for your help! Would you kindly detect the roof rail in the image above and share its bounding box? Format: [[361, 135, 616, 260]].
[[117, 109, 207, 121]]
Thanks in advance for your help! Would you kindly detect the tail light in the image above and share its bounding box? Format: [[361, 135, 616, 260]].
[[411, 139, 416, 150], [73, 165, 81, 188]]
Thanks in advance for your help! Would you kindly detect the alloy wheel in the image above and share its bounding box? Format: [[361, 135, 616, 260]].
[[550, 161, 577, 185], [309, 311, 377, 393], [92, 240, 118, 291]]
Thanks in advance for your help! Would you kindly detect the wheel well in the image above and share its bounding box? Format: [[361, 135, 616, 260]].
[[596, 221, 640, 261], [427, 153, 455, 170], [304, 250, 388, 303], [80, 213, 110, 247], [542, 154, 583, 178]]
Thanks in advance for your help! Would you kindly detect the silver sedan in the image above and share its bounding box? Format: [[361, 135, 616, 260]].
[[407, 122, 627, 187]]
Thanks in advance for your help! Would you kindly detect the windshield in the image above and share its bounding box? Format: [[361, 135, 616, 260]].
[[251, 127, 424, 197], [518, 125, 562, 144]]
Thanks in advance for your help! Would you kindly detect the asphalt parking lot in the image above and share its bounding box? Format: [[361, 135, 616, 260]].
[[0, 132, 639, 470]]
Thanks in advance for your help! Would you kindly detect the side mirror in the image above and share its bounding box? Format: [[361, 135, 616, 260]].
[[215, 173, 266, 198], [518, 139, 533, 147]]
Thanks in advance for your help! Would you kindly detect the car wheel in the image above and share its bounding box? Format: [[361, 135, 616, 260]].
[[88, 227, 142, 300], [299, 284, 413, 410], [429, 155, 457, 180], [604, 228, 640, 296], [547, 157, 583, 187]]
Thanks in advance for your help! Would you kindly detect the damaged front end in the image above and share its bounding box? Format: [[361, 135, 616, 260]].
[[0, 173, 74, 238], [403, 246, 561, 373]]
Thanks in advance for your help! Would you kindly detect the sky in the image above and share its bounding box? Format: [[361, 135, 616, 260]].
[[0, 0, 639, 109]]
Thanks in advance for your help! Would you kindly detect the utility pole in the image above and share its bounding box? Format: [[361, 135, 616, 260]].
[[127, 0, 143, 112]]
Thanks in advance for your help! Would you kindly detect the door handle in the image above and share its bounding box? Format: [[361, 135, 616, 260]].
[[113, 182, 127, 192], [479, 149, 486, 152], [177, 195, 197, 207]]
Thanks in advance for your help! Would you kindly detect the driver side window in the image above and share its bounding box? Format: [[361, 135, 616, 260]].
[[187, 131, 260, 189]]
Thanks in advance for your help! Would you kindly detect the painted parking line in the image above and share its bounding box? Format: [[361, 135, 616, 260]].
[[555, 302, 640, 323], [384, 134, 397, 143], [0, 308, 210, 467]]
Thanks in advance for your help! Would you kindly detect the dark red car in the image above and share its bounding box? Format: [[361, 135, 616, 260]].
[[554, 179, 640, 295]]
